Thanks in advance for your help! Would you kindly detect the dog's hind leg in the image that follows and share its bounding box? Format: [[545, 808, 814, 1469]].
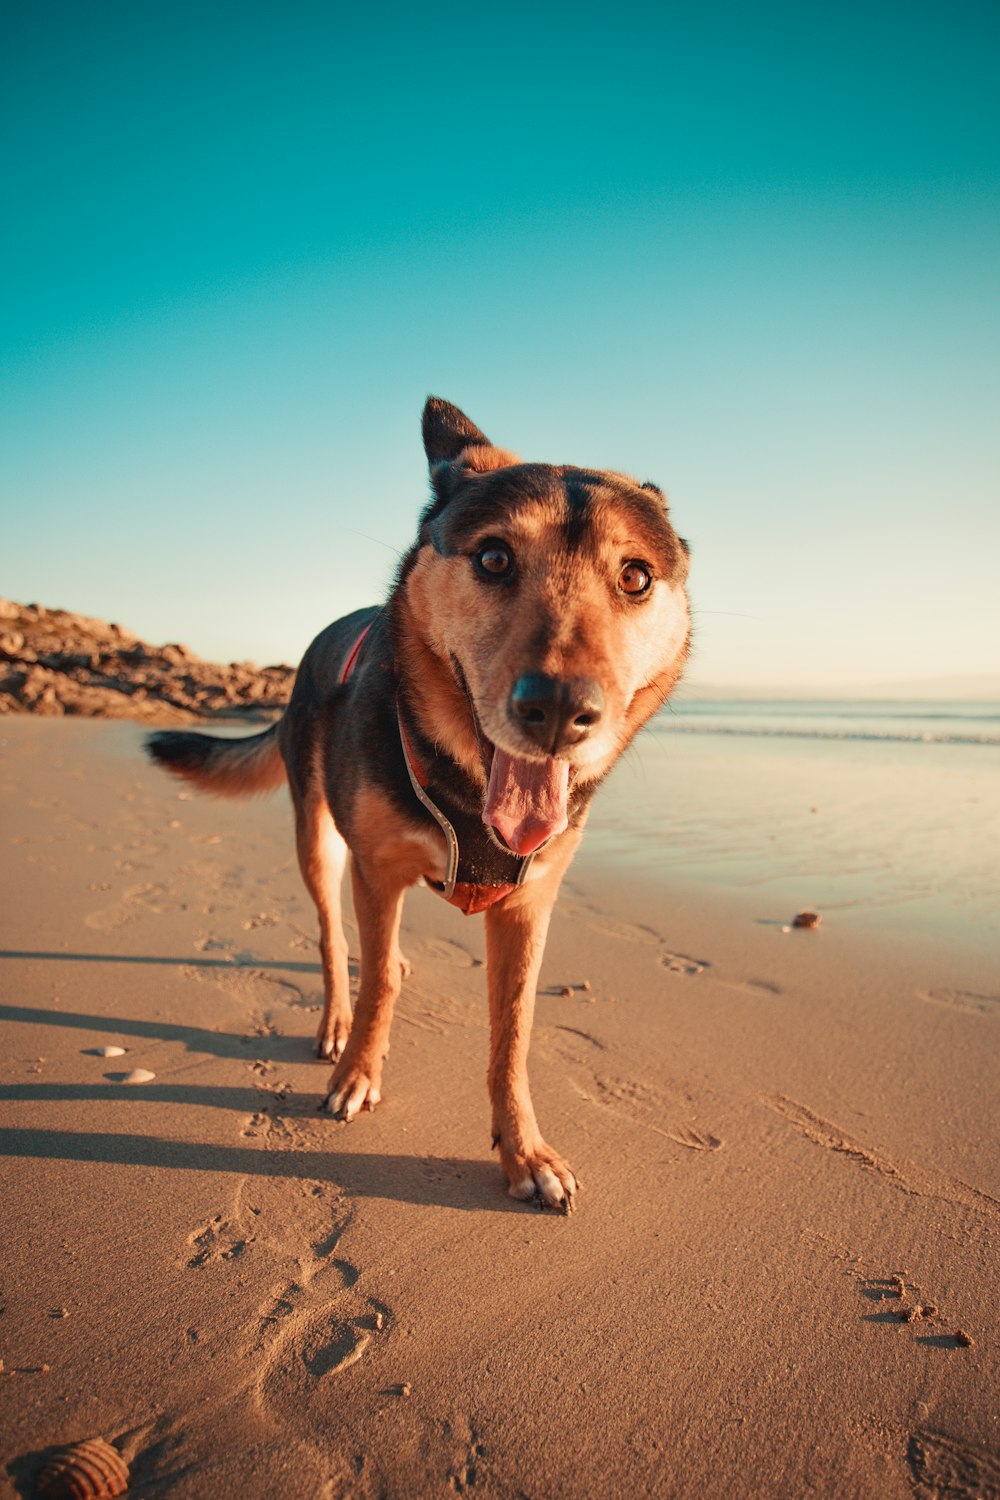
[[295, 795, 353, 1061], [322, 855, 408, 1121]]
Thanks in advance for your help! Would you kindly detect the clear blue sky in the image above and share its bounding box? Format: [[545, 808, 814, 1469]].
[[3, 0, 998, 687]]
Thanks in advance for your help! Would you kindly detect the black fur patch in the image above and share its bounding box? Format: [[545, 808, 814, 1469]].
[[145, 730, 220, 771], [424, 464, 563, 553], [563, 473, 593, 551], [422, 397, 490, 466]]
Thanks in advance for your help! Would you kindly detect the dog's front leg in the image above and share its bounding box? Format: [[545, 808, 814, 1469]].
[[485, 863, 578, 1212], [323, 855, 407, 1121]]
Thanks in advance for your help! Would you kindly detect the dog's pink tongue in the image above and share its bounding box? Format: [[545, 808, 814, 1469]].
[[483, 749, 570, 856]]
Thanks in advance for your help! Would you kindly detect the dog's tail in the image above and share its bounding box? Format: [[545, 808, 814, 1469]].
[[145, 723, 286, 797]]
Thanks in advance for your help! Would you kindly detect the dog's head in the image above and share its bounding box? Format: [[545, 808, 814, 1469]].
[[398, 398, 691, 854]]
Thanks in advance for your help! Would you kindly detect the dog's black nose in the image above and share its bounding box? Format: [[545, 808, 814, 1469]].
[[509, 674, 604, 754]]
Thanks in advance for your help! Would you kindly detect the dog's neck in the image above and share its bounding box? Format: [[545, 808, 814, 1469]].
[[389, 591, 486, 789]]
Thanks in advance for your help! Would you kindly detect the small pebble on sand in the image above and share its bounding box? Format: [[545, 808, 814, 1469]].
[[793, 911, 822, 929], [94, 1045, 126, 1057], [120, 1068, 156, 1084]]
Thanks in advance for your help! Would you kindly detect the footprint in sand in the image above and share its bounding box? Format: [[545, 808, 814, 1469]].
[[125, 881, 187, 913], [663, 1127, 723, 1152], [561, 900, 715, 979], [660, 952, 708, 976], [411, 935, 482, 969], [907, 1429, 1000, 1498], [591, 1074, 661, 1111], [445, 1422, 488, 1494], [916, 987, 1000, 1017], [583, 1073, 723, 1152], [83, 901, 139, 931], [543, 1025, 607, 1069], [252, 1264, 389, 1406], [185, 1213, 255, 1269], [243, 1107, 310, 1149], [301, 1322, 371, 1377], [715, 975, 784, 998], [553, 1025, 605, 1050], [83, 881, 185, 929]]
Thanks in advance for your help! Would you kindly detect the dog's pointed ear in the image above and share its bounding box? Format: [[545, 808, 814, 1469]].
[[422, 398, 491, 466], [419, 399, 522, 537]]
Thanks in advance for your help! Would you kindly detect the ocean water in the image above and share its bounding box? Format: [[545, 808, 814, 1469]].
[[580, 701, 1000, 951], [655, 699, 1000, 747]]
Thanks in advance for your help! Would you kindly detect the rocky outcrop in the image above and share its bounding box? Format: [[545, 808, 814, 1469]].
[[0, 600, 294, 723]]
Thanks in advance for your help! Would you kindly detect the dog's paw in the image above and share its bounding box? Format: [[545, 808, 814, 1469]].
[[322, 1057, 382, 1121], [316, 1009, 352, 1062], [494, 1137, 578, 1213]]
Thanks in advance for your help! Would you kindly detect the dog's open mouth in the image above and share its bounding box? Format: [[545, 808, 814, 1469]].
[[482, 745, 570, 856], [454, 660, 573, 857]]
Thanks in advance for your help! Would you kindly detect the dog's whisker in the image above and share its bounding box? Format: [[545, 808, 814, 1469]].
[[338, 524, 407, 558], [690, 607, 765, 620]]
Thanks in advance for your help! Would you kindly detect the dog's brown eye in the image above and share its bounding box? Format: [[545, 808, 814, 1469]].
[[475, 542, 513, 579], [618, 562, 652, 596]]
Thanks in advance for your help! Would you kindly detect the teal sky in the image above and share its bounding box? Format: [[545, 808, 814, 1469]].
[[3, 1, 998, 688]]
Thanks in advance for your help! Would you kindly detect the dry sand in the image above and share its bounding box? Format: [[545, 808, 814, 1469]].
[[1, 716, 998, 1498]]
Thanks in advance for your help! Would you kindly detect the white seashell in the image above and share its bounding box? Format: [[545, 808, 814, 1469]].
[[120, 1069, 156, 1084], [95, 1046, 126, 1058]]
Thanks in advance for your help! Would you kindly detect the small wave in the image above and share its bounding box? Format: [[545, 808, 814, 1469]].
[[654, 723, 1000, 746]]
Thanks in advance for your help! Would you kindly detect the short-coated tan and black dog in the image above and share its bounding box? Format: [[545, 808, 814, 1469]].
[[147, 398, 691, 1210]]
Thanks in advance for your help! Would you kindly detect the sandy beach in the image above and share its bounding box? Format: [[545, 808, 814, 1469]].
[[2, 715, 998, 1498]]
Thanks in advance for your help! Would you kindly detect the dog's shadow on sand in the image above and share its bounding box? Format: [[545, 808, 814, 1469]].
[[0, 1123, 525, 1214], [0, 995, 313, 1064], [0, 941, 333, 1064], [0, 958, 535, 1216]]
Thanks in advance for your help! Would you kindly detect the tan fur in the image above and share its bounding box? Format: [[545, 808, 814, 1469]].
[[456, 443, 521, 472], [321, 785, 434, 1112], [394, 586, 488, 783], [483, 828, 583, 1199], [296, 725, 353, 1060], [401, 492, 690, 784]]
